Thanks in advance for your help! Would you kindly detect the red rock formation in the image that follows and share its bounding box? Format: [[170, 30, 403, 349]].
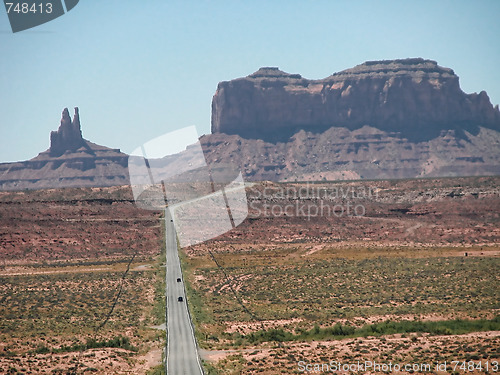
[[0, 107, 129, 190], [200, 125, 500, 181], [49, 107, 85, 156], [211, 59, 500, 142]]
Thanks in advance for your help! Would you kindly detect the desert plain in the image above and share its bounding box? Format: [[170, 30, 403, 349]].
[[0, 176, 499, 374]]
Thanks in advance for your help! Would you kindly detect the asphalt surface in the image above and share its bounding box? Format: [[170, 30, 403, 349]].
[[164, 209, 204, 375]]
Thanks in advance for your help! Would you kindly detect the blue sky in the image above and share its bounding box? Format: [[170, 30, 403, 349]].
[[1, 0, 499, 162]]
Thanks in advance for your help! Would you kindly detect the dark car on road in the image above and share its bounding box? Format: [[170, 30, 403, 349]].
[[178, 296, 183, 302]]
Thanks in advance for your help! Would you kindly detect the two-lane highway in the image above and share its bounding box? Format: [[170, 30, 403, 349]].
[[164, 209, 204, 375]]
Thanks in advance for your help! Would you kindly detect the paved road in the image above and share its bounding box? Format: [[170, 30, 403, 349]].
[[164, 209, 204, 375]]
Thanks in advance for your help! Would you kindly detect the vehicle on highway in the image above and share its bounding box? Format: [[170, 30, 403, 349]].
[[178, 296, 183, 302], [177, 277, 181, 282]]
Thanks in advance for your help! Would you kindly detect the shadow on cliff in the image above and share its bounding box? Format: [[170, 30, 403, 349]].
[[230, 121, 491, 144]]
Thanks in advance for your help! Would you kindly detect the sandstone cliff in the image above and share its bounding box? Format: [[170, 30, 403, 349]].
[[211, 58, 500, 142]]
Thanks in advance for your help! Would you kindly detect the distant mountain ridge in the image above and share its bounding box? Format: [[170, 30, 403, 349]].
[[1, 58, 499, 190]]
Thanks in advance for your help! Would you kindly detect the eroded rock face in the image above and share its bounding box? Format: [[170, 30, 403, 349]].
[[211, 59, 500, 142], [0, 107, 129, 190], [49, 107, 85, 156], [200, 126, 500, 181]]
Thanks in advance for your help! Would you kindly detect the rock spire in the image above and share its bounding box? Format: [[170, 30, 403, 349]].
[[49, 107, 84, 156]]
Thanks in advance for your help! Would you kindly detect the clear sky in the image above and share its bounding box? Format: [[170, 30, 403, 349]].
[[1, 0, 499, 162]]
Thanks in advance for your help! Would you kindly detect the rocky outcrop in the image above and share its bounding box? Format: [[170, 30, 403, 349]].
[[0, 108, 129, 190], [49, 107, 85, 156], [211, 59, 500, 142], [208, 60, 500, 180], [200, 126, 500, 181]]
